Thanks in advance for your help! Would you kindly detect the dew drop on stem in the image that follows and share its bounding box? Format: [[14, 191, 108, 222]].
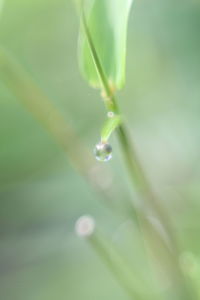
[[94, 142, 112, 162]]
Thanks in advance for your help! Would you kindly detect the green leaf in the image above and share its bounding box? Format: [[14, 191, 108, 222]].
[[101, 114, 121, 142], [78, 0, 133, 91]]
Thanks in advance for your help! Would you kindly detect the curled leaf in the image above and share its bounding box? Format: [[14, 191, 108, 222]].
[[101, 114, 121, 142]]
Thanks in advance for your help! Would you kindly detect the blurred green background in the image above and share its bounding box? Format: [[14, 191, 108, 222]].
[[1, 0, 200, 299]]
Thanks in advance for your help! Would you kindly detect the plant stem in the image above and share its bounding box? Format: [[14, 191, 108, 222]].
[[79, 1, 118, 113], [80, 5, 196, 298], [116, 122, 194, 300], [81, 4, 176, 250], [117, 123, 174, 237]]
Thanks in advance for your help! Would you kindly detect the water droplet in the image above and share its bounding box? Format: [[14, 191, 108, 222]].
[[107, 111, 114, 118], [94, 142, 112, 162]]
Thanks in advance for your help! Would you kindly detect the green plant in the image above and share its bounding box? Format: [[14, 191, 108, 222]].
[[76, 1, 197, 299], [0, 1, 199, 300]]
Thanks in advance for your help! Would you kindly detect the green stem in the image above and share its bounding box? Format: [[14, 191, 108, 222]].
[[117, 123, 174, 237], [79, 4, 196, 299], [80, 1, 119, 113], [116, 123, 195, 300], [80, 3, 171, 231]]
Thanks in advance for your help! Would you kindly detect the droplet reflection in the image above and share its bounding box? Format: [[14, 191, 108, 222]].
[[94, 142, 112, 162]]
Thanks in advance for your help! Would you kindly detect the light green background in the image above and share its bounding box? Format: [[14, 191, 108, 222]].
[[1, 1, 200, 299]]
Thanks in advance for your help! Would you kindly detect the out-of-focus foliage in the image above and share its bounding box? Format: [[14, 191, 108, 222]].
[[79, 0, 133, 90], [1, 0, 200, 300], [0, 0, 3, 13]]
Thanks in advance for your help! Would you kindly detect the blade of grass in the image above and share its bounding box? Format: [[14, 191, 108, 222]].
[[78, 5, 196, 299]]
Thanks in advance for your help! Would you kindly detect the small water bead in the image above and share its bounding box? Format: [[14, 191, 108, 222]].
[[94, 142, 112, 162], [107, 111, 115, 118]]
